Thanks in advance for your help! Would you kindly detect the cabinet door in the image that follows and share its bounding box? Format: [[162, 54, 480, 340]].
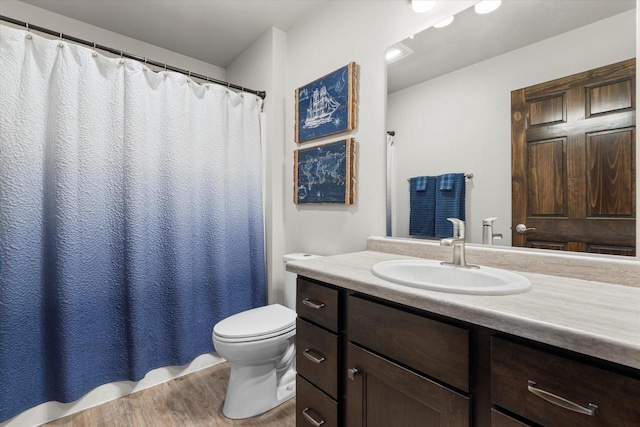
[[346, 343, 469, 427]]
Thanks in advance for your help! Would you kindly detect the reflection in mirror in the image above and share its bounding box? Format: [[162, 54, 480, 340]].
[[386, 0, 636, 252]]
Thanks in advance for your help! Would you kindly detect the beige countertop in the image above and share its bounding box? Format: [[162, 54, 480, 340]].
[[287, 250, 640, 370]]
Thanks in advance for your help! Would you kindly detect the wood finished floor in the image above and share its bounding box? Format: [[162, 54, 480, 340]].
[[43, 362, 296, 427]]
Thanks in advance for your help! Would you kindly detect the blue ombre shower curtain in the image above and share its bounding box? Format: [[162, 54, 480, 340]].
[[0, 26, 265, 421]]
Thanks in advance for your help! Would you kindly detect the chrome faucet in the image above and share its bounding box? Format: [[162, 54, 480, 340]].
[[482, 217, 503, 245], [440, 218, 479, 269]]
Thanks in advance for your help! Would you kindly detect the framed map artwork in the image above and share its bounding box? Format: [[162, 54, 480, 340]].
[[295, 62, 358, 143], [294, 138, 356, 205]]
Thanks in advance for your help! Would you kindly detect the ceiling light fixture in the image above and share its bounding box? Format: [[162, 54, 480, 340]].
[[433, 15, 454, 28], [474, 0, 502, 15], [411, 0, 437, 14], [385, 43, 413, 64]]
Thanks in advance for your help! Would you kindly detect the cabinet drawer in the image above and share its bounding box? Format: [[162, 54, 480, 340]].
[[296, 318, 338, 399], [296, 375, 338, 427], [491, 409, 531, 427], [348, 295, 469, 392], [297, 278, 339, 332], [492, 337, 640, 427]]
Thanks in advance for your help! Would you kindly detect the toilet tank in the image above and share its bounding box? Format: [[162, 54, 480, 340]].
[[283, 253, 321, 311]]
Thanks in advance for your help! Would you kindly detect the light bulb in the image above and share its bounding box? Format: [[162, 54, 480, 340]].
[[412, 0, 437, 13], [385, 47, 403, 62], [474, 0, 501, 15], [433, 15, 454, 28]]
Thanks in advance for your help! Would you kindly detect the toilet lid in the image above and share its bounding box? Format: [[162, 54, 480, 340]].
[[213, 304, 297, 340]]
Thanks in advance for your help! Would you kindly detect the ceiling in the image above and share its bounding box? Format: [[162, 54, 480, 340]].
[[20, 0, 328, 68], [388, 0, 636, 93]]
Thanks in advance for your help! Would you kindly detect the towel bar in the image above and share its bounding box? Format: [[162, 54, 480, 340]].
[[407, 173, 473, 182]]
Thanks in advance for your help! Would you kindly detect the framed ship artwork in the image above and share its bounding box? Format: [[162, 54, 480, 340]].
[[295, 62, 358, 143], [294, 138, 357, 205]]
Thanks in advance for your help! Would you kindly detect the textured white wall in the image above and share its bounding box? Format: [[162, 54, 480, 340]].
[[388, 10, 637, 245], [282, 1, 475, 257], [226, 27, 289, 306]]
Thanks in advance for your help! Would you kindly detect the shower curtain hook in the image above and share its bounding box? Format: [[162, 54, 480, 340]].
[[26, 22, 30, 32], [25, 22, 32, 39], [92, 42, 97, 58]]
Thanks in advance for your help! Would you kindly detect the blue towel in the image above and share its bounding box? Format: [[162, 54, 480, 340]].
[[409, 176, 436, 237], [415, 176, 428, 192], [435, 173, 466, 238], [439, 173, 456, 191]]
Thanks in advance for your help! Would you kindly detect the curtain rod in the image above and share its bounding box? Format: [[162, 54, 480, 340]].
[[0, 14, 267, 100]]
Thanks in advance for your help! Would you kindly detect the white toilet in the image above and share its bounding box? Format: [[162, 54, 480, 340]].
[[212, 253, 320, 419]]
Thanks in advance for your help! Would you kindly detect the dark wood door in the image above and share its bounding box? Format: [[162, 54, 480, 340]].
[[512, 59, 636, 256], [345, 343, 469, 427]]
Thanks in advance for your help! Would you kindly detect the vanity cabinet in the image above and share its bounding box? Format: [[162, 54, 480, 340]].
[[295, 276, 640, 427]]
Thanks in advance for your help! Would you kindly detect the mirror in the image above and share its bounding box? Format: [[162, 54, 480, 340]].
[[386, 0, 636, 249]]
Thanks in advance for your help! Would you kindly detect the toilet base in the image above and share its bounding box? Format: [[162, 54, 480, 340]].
[[222, 361, 296, 419]]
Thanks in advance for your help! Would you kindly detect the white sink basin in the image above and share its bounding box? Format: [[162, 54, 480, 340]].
[[371, 259, 531, 295]]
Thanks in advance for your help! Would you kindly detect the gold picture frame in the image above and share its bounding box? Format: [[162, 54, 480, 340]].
[[294, 138, 356, 205], [295, 62, 358, 143]]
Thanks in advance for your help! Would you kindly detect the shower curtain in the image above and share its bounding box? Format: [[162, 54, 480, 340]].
[[0, 26, 265, 421]]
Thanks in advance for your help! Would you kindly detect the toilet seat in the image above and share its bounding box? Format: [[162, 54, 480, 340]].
[[213, 304, 296, 343]]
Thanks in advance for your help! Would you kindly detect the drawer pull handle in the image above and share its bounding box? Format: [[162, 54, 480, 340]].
[[348, 367, 359, 380], [303, 298, 325, 309], [302, 408, 325, 426], [527, 380, 598, 416], [303, 349, 325, 364]]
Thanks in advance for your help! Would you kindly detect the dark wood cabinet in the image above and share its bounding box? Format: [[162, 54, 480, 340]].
[[490, 409, 531, 427], [348, 295, 470, 392], [296, 375, 338, 427], [491, 337, 640, 427], [295, 276, 640, 427], [297, 277, 339, 331], [296, 318, 338, 399], [346, 343, 469, 427], [295, 278, 345, 426]]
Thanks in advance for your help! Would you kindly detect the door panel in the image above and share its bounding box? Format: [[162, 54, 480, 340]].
[[512, 59, 636, 256], [527, 139, 566, 215], [587, 129, 634, 216], [587, 77, 634, 116], [346, 343, 469, 427], [528, 94, 565, 126]]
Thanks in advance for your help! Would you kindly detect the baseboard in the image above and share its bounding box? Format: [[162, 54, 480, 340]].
[[1, 353, 225, 427]]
